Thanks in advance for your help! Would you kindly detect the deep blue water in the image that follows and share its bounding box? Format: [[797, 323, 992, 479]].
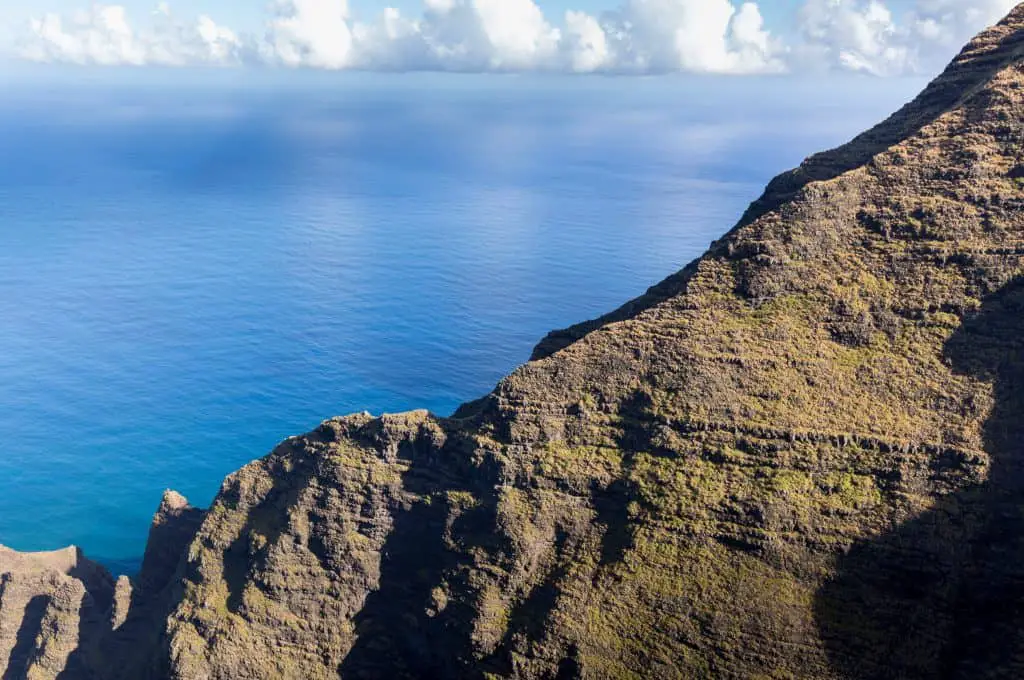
[[0, 70, 926, 570]]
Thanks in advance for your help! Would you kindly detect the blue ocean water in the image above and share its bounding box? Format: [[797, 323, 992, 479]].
[[0, 70, 925, 570]]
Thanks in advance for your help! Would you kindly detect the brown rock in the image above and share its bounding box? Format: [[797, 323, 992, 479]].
[[0, 491, 206, 680]]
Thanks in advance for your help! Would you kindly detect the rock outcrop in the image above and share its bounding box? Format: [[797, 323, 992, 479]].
[[0, 546, 114, 678], [4, 5, 1024, 678], [0, 492, 205, 680]]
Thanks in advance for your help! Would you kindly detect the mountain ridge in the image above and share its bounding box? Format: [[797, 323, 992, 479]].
[[533, 5, 1024, 363]]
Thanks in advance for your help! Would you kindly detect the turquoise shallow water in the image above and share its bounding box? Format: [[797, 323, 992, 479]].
[[0, 71, 925, 570]]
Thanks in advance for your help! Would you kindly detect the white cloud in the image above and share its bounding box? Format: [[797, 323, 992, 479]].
[[795, 0, 1019, 75], [11, 0, 1022, 75], [19, 4, 240, 67], [797, 0, 910, 76], [264, 0, 354, 69], [910, 0, 1018, 50], [366, 0, 562, 72], [460, 0, 561, 70], [562, 10, 610, 73], [592, 0, 784, 74]]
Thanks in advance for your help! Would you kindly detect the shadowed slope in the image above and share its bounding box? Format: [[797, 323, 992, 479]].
[[816, 279, 1024, 679]]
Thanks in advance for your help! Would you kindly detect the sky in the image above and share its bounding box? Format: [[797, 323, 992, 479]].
[[0, 0, 1018, 76]]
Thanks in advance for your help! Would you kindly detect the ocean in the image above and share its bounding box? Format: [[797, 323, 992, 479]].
[[0, 69, 926, 570]]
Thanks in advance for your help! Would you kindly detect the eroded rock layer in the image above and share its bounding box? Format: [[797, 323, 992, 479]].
[[5, 5, 1024, 679]]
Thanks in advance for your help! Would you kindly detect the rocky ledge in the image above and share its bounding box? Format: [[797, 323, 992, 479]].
[[4, 4, 1024, 679]]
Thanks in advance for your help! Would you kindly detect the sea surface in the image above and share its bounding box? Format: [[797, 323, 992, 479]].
[[0, 69, 926, 570]]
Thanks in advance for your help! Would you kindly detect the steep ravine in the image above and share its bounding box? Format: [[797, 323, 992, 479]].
[[3, 5, 1024, 678]]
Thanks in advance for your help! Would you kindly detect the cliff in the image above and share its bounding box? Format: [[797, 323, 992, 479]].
[[0, 492, 205, 680], [4, 4, 1024, 678]]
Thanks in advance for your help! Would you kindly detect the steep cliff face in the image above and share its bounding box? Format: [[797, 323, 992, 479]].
[[4, 6, 1024, 679], [163, 6, 1024, 679]]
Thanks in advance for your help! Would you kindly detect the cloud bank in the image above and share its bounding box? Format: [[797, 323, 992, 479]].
[[13, 0, 1021, 75], [796, 0, 1019, 75], [21, 4, 241, 66]]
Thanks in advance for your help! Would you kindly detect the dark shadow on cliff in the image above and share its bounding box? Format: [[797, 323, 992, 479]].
[[220, 454, 316, 616], [594, 390, 673, 568], [0, 553, 122, 680], [815, 277, 1024, 679], [103, 499, 205, 680], [471, 388, 663, 677], [57, 557, 116, 680], [19, 500, 206, 680], [340, 413, 604, 679], [3, 594, 49, 680], [339, 430, 503, 680], [477, 530, 577, 678], [467, 392, 663, 679]]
